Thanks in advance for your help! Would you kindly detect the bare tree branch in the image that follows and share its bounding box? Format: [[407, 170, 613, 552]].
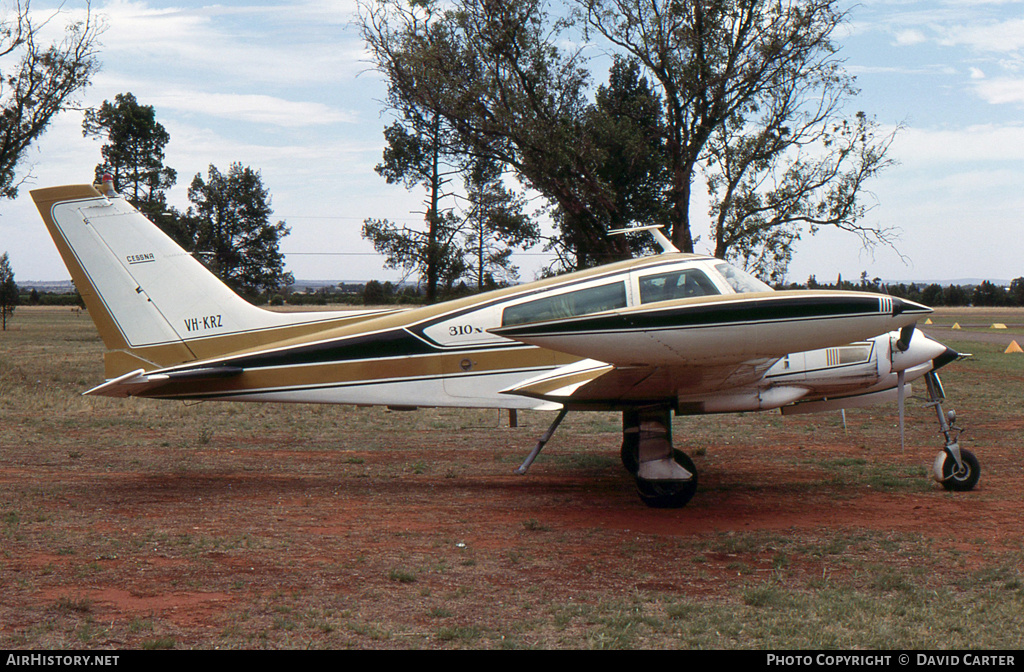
[[0, 0, 102, 198]]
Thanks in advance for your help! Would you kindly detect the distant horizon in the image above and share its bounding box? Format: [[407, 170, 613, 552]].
[[14, 275, 1020, 291]]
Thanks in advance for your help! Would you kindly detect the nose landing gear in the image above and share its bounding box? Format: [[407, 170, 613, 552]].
[[925, 372, 980, 491]]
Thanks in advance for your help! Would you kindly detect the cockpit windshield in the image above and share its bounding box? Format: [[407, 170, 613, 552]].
[[713, 262, 773, 294]]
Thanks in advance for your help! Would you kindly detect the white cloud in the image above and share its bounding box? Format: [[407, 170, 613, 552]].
[[940, 17, 1024, 53], [851, 2, 1024, 63], [893, 29, 927, 46], [941, 0, 1024, 5], [148, 90, 357, 127], [93, 0, 364, 86], [973, 77, 1024, 104], [159, 121, 383, 188], [892, 123, 1024, 163], [846, 64, 957, 76]]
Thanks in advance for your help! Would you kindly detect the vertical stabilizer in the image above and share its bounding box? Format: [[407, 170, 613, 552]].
[[32, 184, 390, 377]]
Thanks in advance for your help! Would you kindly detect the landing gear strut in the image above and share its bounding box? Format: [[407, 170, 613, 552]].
[[622, 408, 698, 508], [514, 408, 568, 475], [925, 372, 980, 491], [516, 406, 698, 508]]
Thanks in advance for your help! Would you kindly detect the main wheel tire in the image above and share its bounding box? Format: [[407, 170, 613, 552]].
[[941, 448, 980, 492], [621, 410, 640, 475], [635, 450, 698, 508], [621, 434, 639, 475]]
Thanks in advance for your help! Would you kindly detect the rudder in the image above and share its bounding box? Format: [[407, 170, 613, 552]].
[[32, 183, 384, 379]]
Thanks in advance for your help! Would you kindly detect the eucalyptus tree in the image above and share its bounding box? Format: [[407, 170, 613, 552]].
[[361, 0, 898, 279], [0, 1, 101, 198], [580, 0, 898, 280], [360, 0, 629, 271], [362, 112, 467, 303]]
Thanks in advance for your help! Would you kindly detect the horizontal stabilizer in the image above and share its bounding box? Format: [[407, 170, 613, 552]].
[[85, 365, 243, 398]]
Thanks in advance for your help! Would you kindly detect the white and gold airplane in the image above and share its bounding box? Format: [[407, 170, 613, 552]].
[[31, 180, 979, 507]]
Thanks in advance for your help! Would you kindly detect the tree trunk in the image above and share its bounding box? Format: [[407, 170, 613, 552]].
[[670, 161, 696, 254], [426, 117, 441, 304]]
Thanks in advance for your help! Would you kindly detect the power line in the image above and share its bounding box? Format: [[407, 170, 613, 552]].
[[283, 251, 555, 257]]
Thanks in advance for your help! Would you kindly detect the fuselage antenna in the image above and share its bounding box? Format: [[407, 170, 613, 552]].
[[608, 225, 680, 255]]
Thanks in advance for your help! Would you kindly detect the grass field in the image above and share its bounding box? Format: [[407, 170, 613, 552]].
[[1, 305, 1023, 649]]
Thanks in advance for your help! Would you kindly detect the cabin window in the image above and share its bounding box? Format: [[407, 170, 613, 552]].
[[838, 344, 872, 365], [501, 282, 627, 326], [638, 269, 721, 304], [714, 262, 772, 294]]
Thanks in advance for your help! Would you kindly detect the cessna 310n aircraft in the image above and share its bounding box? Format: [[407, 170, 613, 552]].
[[32, 179, 979, 507]]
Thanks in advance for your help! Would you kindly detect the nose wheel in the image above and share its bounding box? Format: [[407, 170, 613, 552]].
[[925, 372, 980, 491], [936, 448, 980, 491]]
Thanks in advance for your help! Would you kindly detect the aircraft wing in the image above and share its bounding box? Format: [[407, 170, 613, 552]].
[[499, 356, 783, 410], [490, 291, 927, 367], [491, 291, 928, 410]]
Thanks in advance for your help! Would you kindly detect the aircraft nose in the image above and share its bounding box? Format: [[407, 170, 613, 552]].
[[892, 297, 932, 317]]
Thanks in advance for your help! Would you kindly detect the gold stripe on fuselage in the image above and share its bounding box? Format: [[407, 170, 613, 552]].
[[138, 343, 580, 400]]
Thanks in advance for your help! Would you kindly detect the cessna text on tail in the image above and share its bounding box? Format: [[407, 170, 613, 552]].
[[31, 181, 978, 507]]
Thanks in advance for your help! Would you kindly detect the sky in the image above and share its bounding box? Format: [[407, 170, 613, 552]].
[[1, 0, 1022, 286]]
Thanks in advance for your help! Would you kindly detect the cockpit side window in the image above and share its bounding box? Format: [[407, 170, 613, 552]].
[[638, 269, 721, 304], [501, 281, 627, 326]]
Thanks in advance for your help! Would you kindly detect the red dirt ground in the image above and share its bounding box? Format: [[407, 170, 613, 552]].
[[1, 315, 1021, 648], [2, 417, 1020, 648]]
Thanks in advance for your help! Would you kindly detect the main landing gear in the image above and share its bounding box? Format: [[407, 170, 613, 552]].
[[514, 406, 698, 508], [925, 372, 980, 492], [622, 408, 698, 508]]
